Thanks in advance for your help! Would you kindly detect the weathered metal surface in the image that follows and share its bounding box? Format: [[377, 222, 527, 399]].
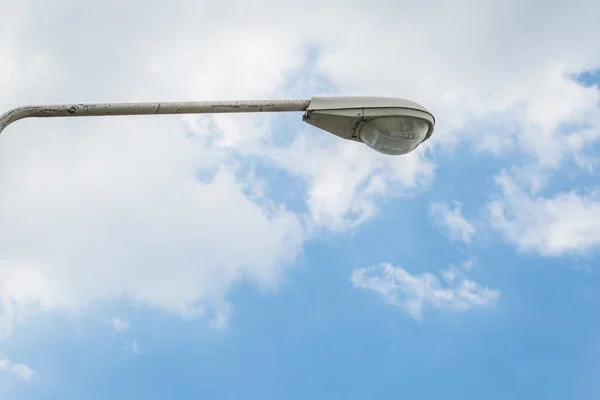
[[0, 99, 311, 135]]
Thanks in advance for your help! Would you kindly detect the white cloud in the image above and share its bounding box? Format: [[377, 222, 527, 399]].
[[487, 170, 600, 256], [430, 202, 476, 244], [110, 318, 130, 333], [351, 263, 499, 319], [0, 358, 33, 381], [0, 155, 304, 334], [258, 137, 434, 231]]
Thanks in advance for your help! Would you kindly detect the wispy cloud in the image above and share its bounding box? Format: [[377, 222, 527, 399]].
[[109, 318, 130, 333], [461, 256, 477, 270], [351, 263, 499, 319], [126, 340, 141, 355], [209, 304, 231, 330], [430, 202, 476, 244], [0, 358, 34, 381], [487, 170, 600, 256]]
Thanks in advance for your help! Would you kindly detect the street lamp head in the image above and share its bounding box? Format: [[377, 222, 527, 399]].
[[302, 96, 435, 155]]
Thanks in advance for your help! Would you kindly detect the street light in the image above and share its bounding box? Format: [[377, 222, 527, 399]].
[[0, 96, 435, 155]]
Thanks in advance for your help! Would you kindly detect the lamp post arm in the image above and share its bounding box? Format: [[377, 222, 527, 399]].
[[0, 99, 311, 135]]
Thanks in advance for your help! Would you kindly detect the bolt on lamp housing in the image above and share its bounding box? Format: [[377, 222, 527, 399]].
[[302, 96, 435, 155]]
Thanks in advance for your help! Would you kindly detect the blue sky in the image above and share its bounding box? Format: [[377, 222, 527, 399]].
[[2, 1, 600, 399]]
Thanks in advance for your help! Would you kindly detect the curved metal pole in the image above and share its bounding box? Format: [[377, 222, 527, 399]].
[[0, 99, 311, 135]]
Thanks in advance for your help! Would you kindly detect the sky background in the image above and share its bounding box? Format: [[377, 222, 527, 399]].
[[1, 0, 600, 398]]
